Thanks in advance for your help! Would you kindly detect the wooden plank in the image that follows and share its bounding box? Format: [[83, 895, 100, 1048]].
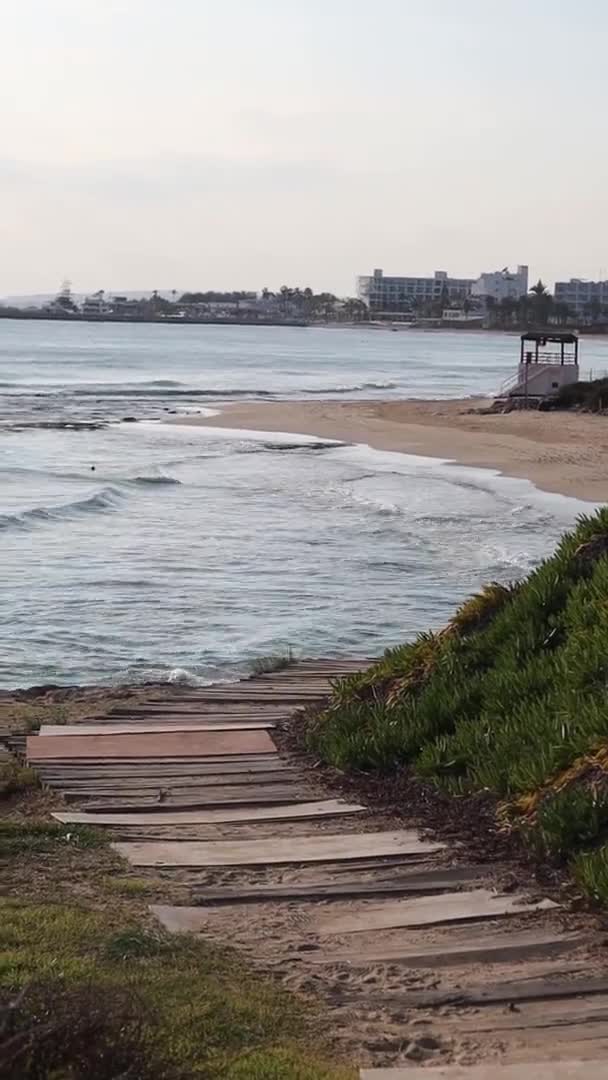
[[107, 707, 292, 716], [74, 789, 320, 811], [53, 799, 364, 826], [444, 994, 608, 1034], [315, 889, 558, 935], [349, 975, 608, 1011], [39, 721, 275, 736], [310, 931, 585, 968], [31, 754, 281, 767], [114, 830, 445, 867], [61, 786, 306, 802], [90, 715, 289, 724], [190, 866, 486, 905], [27, 730, 276, 760], [360, 1063, 608, 1079], [36, 760, 289, 777], [181, 691, 323, 698], [43, 771, 297, 789]]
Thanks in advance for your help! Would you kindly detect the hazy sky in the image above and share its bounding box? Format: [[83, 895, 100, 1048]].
[[2, 1, 607, 295]]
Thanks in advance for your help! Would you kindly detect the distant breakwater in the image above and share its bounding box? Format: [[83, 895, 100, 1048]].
[[0, 310, 309, 328]]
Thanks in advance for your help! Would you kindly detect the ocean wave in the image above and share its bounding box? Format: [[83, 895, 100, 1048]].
[[70, 387, 276, 398], [261, 440, 345, 452], [167, 667, 204, 686], [0, 485, 126, 531], [303, 381, 398, 393], [131, 473, 181, 486], [6, 420, 107, 431], [0, 464, 181, 487]]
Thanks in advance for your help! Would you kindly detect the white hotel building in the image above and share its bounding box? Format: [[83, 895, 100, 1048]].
[[357, 265, 528, 313]]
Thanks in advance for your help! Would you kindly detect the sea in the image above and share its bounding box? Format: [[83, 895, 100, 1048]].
[[2, 319, 606, 690]]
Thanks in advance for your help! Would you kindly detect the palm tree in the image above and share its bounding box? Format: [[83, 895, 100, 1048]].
[[529, 279, 549, 298], [529, 279, 553, 326]]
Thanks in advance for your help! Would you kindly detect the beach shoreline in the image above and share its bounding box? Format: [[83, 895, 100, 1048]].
[[172, 398, 608, 503]]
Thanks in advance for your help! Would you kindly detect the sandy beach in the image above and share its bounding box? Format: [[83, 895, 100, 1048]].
[[175, 399, 608, 503]]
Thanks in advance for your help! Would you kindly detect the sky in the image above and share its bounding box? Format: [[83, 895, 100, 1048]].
[[1, 0, 607, 296]]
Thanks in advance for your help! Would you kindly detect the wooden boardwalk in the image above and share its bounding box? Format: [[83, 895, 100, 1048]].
[[26, 660, 608, 1077]]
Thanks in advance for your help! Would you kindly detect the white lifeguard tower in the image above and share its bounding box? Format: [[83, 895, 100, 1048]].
[[496, 331, 579, 409]]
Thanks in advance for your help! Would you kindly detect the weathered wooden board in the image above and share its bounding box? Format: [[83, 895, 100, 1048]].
[[443, 993, 608, 1034], [114, 830, 445, 867], [348, 975, 608, 1010], [43, 771, 297, 790], [360, 1062, 608, 1079], [27, 730, 276, 760], [182, 690, 324, 697], [309, 930, 585, 968], [107, 707, 292, 717], [39, 721, 275, 736], [62, 786, 308, 804], [73, 789, 321, 811], [36, 760, 289, 778], [53, 799, 364, 826], [31, 754, 280, 767], [315, 889, 558, 935], [190, 866, 486, 905]]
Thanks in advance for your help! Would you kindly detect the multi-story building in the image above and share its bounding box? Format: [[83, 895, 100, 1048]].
[[357, 269, 475, 313], [554, 279, 608, 315], [81, 290, 110, 316], [471, 265, 528, 302]]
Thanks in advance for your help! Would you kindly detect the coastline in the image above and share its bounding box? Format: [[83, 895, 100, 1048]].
[[172, 398, 608, 503]]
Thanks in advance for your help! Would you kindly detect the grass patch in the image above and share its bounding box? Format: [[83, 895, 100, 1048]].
[[250, 648, 295, 676], [102, 874, 155, 896], [0, 897, 352, 1079], [0, 786, 352, 1079], [0, 820, 107, 856], [306, 508, 608, 903]]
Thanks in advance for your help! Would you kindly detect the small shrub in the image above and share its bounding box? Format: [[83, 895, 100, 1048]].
[[531, 785, 608, 859], [573, 845, 608, 904], [0, 980, 180, 1079], [548, 376, 608, 413], [0, 760, 40, 800]]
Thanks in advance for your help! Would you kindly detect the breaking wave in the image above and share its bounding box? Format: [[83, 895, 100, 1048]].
[[303, 381, 398, 393], [70, 387, 277, 398], [260, 440, 345, 452], [130, 472, 181, 486], [0, 486, 127, 531]]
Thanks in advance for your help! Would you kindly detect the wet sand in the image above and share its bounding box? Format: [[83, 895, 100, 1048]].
[[174, 399, 608, 503]]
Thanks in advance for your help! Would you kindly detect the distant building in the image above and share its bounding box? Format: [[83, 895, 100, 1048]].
[[554, 278, 608, 315], [81, 290, 109, 316], [357, 268, 475, 313], [471, 265, 528, 302]]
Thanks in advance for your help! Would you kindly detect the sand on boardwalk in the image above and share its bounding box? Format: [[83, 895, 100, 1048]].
[[173, 399, 608, 503]]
